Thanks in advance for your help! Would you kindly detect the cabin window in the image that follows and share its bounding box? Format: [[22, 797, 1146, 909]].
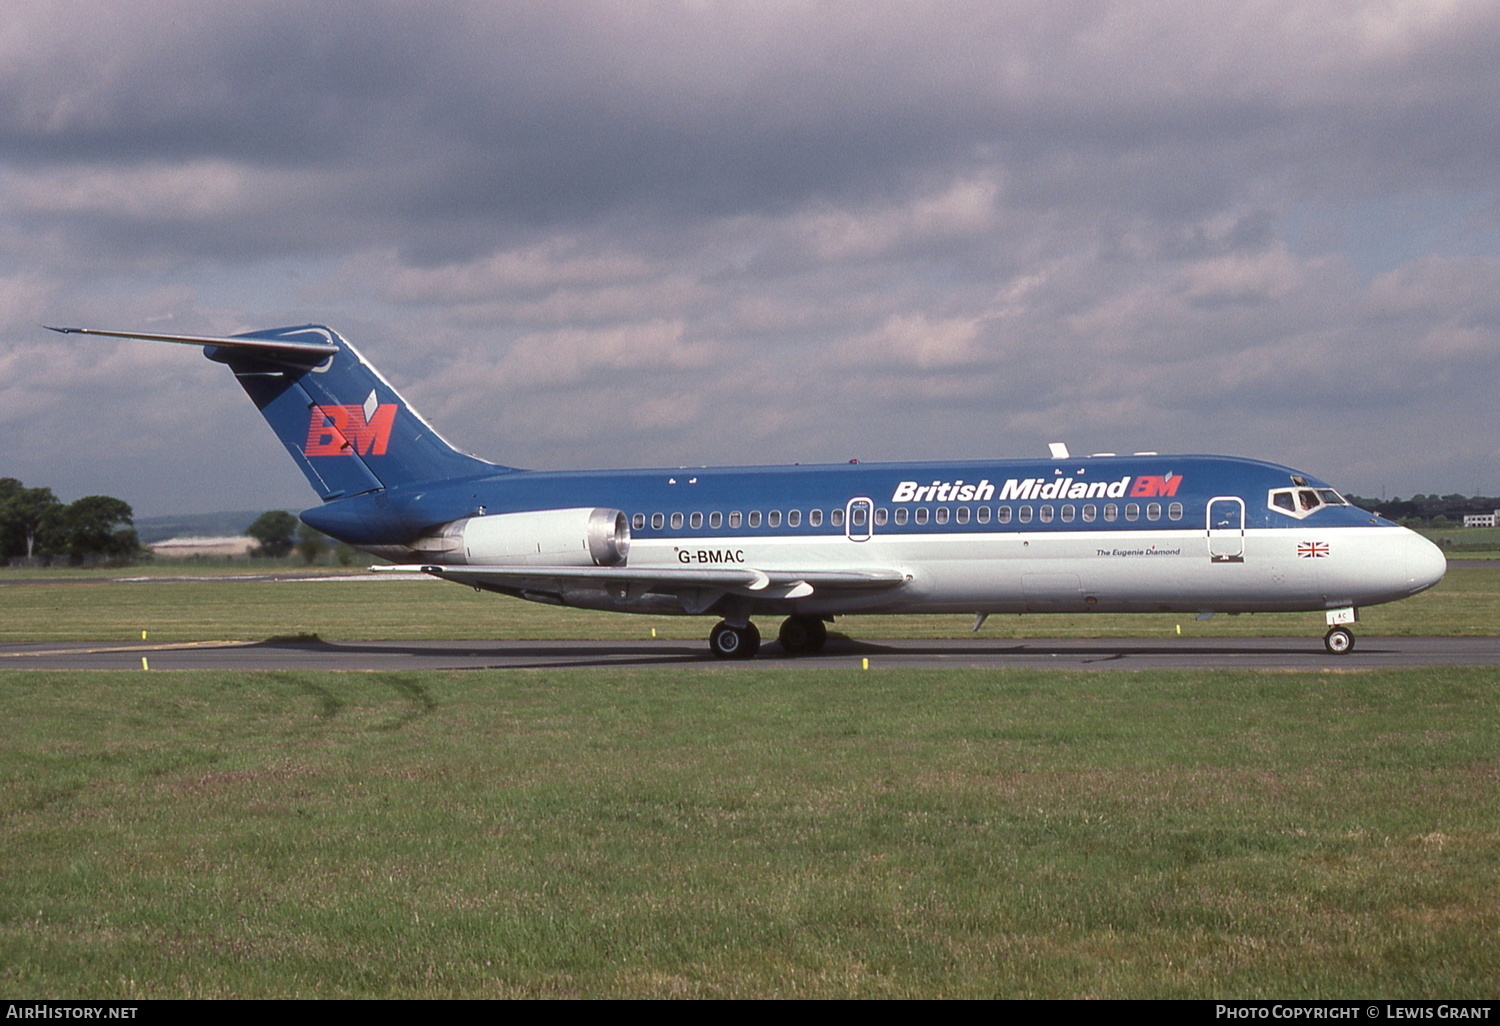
[[632, 513, 645, 530], [690, 511, 703, 529], [748, 511, 762, 528], [1103, 504, 1118, 522], [1018, 506, 1033, 523], [1060, 505, 1075, 523], [787, 509, 801, 527], [874, 508, 888, 526], [1082, 505, 1096, 522], [809, 509, 823, 527], [1146, 502, 1161, 521], [651, 513, 664, 530], [671, 512, 684, 529], [935, 507, 949, 524], [997, 506, 1012, 524], [851, 506, 867, 527], [894, 507, 908, 525], [831, 508, 844, 527], [914, 508, 929, 525], [767, 510, 781, 528], [1039, 505, 1054, 523], [1168, 502, 1183, 521], [728, 511, 742, 528], [1125, 503, 1140, 521], [976, 506, 991, 524], [710, 511, 722, 529], [955, 506, 970, 524]]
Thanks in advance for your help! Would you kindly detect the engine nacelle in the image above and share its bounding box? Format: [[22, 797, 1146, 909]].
[[409, 507, 630, 567]]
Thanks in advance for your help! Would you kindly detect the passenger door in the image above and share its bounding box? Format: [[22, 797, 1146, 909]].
[[1207, 496, 1245, 563]]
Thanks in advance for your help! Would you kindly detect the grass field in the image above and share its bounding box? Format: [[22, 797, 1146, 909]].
[[1418, 525, 1500, 559], [2, 564, 1496, 997], [2, 666, 1496, 998], [0, 563, 1495, 644]]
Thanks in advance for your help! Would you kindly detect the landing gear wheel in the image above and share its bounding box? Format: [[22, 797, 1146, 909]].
[[778, 615, 828, 655], [1323, 626, 1355, 655], [709, 620, 761, 660]]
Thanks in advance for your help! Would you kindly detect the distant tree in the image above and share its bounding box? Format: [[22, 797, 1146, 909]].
[[40, 495, 140, 564], [295, 522, 327, 565], [0, 478, 63, 561], [335, 542, 357, 567], [1378, 500, 1420, 521], [245, 511, 298, 558]]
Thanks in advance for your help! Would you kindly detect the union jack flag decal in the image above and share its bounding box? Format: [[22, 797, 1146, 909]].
[[1297, 541, 1329, 558]]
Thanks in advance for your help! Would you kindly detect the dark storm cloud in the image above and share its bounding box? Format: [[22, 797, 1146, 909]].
[[7, 2, 1500, 253]]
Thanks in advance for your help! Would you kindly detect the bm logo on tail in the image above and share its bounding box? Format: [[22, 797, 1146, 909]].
[[305, 396, 396, 456]]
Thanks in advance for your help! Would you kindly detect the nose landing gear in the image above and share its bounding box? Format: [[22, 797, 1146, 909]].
[[1323, 626, 1355, 655]]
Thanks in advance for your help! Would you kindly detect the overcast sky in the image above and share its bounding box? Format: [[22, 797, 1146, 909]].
[[2, 0, 1497, 516]]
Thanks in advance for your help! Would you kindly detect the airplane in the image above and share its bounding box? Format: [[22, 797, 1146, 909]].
[[47, 323, 1447, 658]]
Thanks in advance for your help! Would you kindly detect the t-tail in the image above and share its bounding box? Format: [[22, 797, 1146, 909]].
[[46, 324, 503, 500]]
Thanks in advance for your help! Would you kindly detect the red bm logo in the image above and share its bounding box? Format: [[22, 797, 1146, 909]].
[[1129, 474, 1183, 497], [305, 404, 396, 456]]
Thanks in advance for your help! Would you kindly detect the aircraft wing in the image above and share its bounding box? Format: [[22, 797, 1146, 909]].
[[372, 562, 908, 605]]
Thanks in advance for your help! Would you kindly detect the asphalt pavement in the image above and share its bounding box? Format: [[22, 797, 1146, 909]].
[[4, 634, 1499, 671]]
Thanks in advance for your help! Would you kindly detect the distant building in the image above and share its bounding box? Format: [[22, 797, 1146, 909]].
[[1463, 512, 1499, 528], [148, 536, 257, 558]]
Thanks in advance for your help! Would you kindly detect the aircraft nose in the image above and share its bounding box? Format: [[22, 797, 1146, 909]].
[[1402, 529, 1447, 595]]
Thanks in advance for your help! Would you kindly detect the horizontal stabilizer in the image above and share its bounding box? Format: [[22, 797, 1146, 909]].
[[45, 325, 338, 363]]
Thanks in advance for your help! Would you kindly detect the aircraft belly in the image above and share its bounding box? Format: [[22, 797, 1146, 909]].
[[856, 529, 1325, 614]]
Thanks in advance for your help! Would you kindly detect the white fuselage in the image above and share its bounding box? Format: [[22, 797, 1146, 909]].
[[549, 522, 1445, 618]]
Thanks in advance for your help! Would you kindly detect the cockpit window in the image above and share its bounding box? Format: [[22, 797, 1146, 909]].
[[1271, 484, 1348, 519]]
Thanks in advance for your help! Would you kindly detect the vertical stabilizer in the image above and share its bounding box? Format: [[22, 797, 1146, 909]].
[[48, 324, 505, 500]]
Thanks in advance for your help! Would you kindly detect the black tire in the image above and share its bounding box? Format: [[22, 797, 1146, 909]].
[[778, 616, 828, 655], [710, 621, 761, 660], [1323, 626, 1355, 655]]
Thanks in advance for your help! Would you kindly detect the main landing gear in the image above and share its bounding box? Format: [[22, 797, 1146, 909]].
[[777, 615, 828, 656], [709, 620, 760, 659], [708, 615, 830, 659], [1323, 626, 1355, 655]]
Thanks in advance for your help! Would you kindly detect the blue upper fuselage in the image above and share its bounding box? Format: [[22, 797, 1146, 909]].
[[300, 453, 1395, 546]]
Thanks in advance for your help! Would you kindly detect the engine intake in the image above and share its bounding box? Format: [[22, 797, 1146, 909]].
[[410, 507, 630, 567]]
